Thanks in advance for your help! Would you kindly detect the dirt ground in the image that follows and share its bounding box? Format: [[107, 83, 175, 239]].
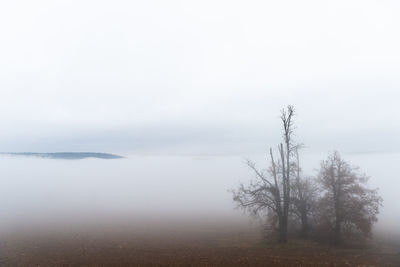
[[0, 223, 399, 267]]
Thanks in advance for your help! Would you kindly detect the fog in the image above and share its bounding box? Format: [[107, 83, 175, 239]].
[[0, 152, 399, 241], [1, 1, 400, 255], [1, 1, 400, 155], [0, 155, 247, 232]]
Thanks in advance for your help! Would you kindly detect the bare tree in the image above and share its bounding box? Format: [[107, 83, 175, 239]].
[[290, 148, 318, 238], [232, 105, 296, 243], [317, 151, 382, 244]]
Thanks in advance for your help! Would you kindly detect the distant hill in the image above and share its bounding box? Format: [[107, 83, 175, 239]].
[[0, 152, 123, 160]]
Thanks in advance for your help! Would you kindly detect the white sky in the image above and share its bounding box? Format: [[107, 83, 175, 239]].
[[0, 0, 399, 154]]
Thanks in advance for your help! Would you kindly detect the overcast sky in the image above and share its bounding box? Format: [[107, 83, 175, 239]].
[[0, 0, 399, 154]]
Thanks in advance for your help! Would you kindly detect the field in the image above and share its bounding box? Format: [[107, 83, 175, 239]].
[[1, 221, 399, 266]]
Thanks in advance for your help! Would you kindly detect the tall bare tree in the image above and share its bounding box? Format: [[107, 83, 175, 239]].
[[232, 105, 296, 243], [290, 147, 318, 238], [317, 151, 382, 244]]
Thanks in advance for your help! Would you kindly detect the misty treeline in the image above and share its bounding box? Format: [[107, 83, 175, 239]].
[[231, 106, 382, 245]]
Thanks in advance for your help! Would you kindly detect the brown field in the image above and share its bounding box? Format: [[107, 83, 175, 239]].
[[1, 220, 399, 267]]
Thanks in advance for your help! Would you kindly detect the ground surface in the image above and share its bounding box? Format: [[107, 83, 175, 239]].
[[0, 224, 399, 266]]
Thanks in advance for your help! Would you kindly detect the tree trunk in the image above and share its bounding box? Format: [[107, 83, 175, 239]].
[[334, 219, 342, 245], [300, 211, 309, 238], [279, 215, 288, 243]]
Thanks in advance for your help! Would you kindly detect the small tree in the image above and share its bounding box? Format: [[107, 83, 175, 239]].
[[232, 105, 296, 243], [317, 151, 382, 244]]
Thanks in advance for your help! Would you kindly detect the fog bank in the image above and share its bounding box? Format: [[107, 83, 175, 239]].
[[0, 152, 398, 241]]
